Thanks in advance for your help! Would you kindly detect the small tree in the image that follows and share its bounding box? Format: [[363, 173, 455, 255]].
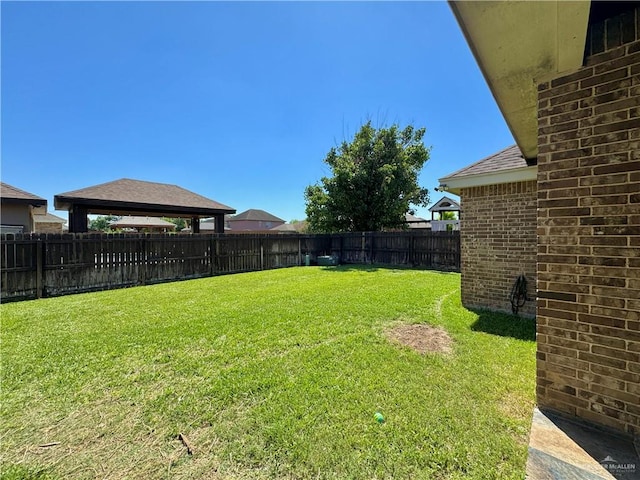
[[164, 218, 186, 231], [305, 122, 430, 232], [439, 211, 457, 221]]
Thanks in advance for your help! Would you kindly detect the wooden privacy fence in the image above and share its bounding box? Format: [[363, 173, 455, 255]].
[[1, 231, 459, 302]]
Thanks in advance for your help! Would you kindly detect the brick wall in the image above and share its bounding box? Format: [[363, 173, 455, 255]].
[[35, 222, 63, 234], [460, 181, 537, 318], [536, 15, 639, 435]]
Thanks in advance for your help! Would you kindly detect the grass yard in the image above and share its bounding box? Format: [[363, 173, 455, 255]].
[[1, 266, 536, 479]]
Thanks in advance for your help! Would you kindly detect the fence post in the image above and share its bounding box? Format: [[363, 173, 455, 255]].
[[36, 236, 44, 299], [369, 233, 374, 264], [409, 231, 415, 267], [260, 237, 264, 270], [139, 235, 147, 286], [209, 235, 215, 276], [215, 235, 220, 273]]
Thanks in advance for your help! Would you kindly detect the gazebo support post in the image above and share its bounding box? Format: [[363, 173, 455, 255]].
[[214, 214, 225, 234], [69, 205, 88, 233], [191, 217, 200, 234]]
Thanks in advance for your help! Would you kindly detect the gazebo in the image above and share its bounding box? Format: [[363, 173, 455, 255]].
[[54, 178, 235, 233]]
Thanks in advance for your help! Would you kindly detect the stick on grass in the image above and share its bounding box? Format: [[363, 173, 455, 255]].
[[39, 442, 60, 448], [178, 433, 193, 455]]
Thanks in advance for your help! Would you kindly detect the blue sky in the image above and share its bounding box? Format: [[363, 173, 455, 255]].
[[1, 1, 514, 222]]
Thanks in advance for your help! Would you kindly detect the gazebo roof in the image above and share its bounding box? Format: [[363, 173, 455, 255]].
[[54, 178, 235, 217]]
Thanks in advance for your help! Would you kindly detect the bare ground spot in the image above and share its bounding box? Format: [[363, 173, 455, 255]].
[[385, 323, 453, 355]]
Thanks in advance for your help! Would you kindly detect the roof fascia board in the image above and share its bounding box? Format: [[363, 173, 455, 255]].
[[1, 197, 47, 207], [54, 196, 235, 216], [439, 165, 538, 195]]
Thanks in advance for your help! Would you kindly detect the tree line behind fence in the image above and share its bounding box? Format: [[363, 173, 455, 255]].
[[1, 231, 460, 302]]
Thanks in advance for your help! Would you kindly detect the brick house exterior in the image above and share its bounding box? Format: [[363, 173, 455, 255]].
[[535, 11, 640, 436], [448, 3, 640, 438], [461, 181, 537, 318], [441, 146, 538, 318]]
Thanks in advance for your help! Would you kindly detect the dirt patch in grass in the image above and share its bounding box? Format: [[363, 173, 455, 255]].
[[386, 324, 453, 355]]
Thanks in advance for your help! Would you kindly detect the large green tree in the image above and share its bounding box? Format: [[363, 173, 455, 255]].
[[305, 122, 430, 232]]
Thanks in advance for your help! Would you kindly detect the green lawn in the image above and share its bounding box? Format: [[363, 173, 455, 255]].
[[1, 266, 536, 479]]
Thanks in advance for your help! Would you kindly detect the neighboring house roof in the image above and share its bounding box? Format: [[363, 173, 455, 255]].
[[429, 196, 460, 213], [270, 221, 308, 233], [202, 214, 233, 223], [405, 214, 431, 229], [270, 223, 297, 232], [405, 213, 427, 223], [54, 178, 235, 217], [110, 216, 176, 229], [439, 145, 537, 195], [0, 182, 47, 207], [230, 209, 285, 223], [33, 212, 66, 224], [183, 222, 229, 232], [197, 215, 232, 232], [198, 222, 217, 231]]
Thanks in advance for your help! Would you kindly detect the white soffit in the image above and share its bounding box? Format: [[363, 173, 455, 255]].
[[439, 165, 538, 195], [448, 1, 590, 160]]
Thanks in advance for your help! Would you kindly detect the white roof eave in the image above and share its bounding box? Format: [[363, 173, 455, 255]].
[[439, 165, 537, 196], [448, 1, 590, 160]]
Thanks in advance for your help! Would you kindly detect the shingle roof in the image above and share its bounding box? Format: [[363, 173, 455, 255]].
[[54, 178, 235, 215], [405, 214, 431, 229], [405, 213, 427, 223], [442, 145, 526, 179], [270, 221, 307, 232], [0, 182, 47, 206], [33, 212, 66, 224], [270, 223, 298, 232], [230, 209, 284, 223]]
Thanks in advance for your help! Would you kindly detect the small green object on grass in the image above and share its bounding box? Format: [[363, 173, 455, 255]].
[[374, 412, 385, 423]]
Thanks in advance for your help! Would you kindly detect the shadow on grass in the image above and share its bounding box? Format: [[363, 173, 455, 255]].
[[321, 263, 460, 274], [470, 309, 536, 342]]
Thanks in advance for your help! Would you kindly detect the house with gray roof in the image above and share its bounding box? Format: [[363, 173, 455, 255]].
[[405, 214, 431, 230], [227, 209, 285, 232], [270, 220, 308, 233], [1, 182, 48, 234]]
